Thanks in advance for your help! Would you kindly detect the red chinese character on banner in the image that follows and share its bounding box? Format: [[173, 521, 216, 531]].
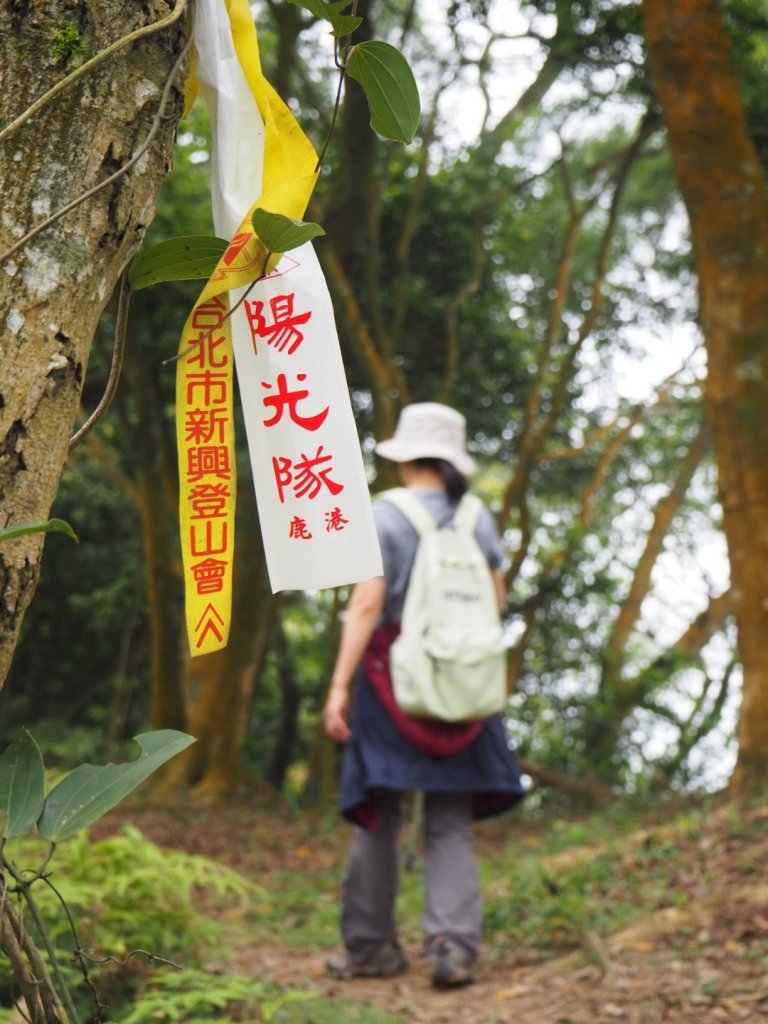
[[190, 521, 228, 556], [185, 296, 228, 368], [294, 448, 344, 499], [191, 296, 226, 330], [261, 372, 329, 431], [188, 483, 231, 519], [222, 232, 252, 265], [244, 293, 311, 355], [185, 408, 229, 444], [191, 557, 228, 594], [325, 507, 349, 532], [186, 371, 229, 405], [272, 446, 344, 503], [186, 332, 228, 368], [289, 516, 313, 540], [186, 445, 232, 482], [195, 603, 225, 647]]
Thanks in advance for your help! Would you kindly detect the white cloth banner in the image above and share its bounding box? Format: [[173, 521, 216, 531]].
[[193, 0, 382, 592]]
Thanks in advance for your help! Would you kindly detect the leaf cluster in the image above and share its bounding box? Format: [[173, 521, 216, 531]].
[[0, 825, 262, 1021], [723, 0, 768, 167], [0, 730, 194, 842]]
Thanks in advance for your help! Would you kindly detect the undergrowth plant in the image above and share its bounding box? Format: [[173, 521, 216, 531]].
[[0, 729, 194, 1023], [123, 967, 406, 1024], [0, 826, 265, 1022], [119, 970, 316, 1024], [0, 806, 404, 1024]]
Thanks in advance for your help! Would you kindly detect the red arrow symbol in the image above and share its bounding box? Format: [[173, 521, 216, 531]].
[[195, 603, 225, 648]]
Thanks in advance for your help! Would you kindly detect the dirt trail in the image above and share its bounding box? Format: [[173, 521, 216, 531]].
[[98, 800, 768, 1023], [238, 897, 768, 1024]]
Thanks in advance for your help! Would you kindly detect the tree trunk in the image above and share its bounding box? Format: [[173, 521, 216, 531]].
[[265, 618, 302, 792], [642, 0, 768, 796], [303, 586, 343, 809], [0, 2, 189, 688], [119, 318, 186, 733], [157, 482, 280, 796], [191, 484, 279, 796]]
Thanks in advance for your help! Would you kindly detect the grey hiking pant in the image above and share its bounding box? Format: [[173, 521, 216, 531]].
[[340, 789, 481, 963]]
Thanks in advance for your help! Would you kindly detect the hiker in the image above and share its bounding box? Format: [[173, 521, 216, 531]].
[[322, 402, 525, 989]]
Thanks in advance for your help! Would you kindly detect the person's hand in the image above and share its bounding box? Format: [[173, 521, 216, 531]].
[[323, 684, 351, 743]]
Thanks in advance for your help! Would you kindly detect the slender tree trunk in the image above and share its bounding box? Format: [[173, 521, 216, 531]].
[[303, 587, 343, 808], [265, 618, 302, 792], [643, 0, 768, 796], [119, 321, 186, 732], [158, 483, 280, 796], [0, 2, 189, 687], [193, 494, 279, 795]]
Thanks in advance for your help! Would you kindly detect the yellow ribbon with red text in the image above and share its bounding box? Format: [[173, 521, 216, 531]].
[[177, 0, 318, 655]]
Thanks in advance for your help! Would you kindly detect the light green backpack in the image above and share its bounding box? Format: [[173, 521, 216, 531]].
[[380, 487, 507, 722]]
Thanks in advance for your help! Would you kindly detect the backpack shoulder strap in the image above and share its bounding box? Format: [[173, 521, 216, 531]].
[[377, 487, 437, 537], [451, 492, 484, 535]]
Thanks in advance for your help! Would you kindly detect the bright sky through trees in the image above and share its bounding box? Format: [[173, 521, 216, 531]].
[[410, 1, 736, 789]]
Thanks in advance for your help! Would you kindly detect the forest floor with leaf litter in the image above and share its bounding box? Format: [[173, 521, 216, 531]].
[[96, 794, 768, 1023]]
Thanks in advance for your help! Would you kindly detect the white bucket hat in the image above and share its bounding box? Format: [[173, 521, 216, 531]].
[[375, 402, 476, 476]]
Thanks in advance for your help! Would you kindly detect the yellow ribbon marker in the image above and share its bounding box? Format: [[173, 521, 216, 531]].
[[177, 0, 319, 656]]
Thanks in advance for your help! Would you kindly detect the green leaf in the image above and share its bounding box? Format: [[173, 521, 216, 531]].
[[346, 41, 420, 143], [38, 731, 195, 842], [0, 731, 45, 840], [129, 236, 229, 291], [285, 0, 362, 37], [252, 209, 325, 254], [0, 519, 78, 545]]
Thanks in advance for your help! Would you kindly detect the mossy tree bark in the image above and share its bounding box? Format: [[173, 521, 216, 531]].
[[0, 2, 189, 688]]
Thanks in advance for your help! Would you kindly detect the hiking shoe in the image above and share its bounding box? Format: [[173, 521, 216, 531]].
[[429, 938, 475, 989], [326, 943, 408, 980]]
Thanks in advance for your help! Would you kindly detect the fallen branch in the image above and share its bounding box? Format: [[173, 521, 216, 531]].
[[517, 757, 616, 806]]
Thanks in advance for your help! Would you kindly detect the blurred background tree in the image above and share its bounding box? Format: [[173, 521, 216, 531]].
[[6, 0, 768, 807]]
